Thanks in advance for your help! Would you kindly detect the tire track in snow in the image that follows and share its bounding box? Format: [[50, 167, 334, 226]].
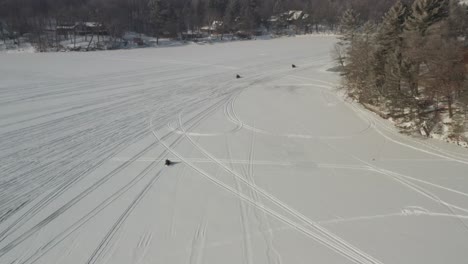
[[152, 118, 384, 264], [340, 99, 468, 224], [189, 217, 207, 264], [167, 92, 242, 137], [0, 69, 242, 241], [6, 95, 228, 264], [84, 88, 235, 264], [133, 231, 153, 264], [168, 143, 197, 238], [0, 141, 159, 257], [162, 100, 384, 263], [0, 65, 240, 224], [225, 137, 253, 264], [223, 91, 244, 133], [347, 100, 468, 165], [176, 83, 384, 264], [0, 93, 230, 261], [244, 131, 282, 264], [85, 169, 165, 264], [224, 83, 373, 140], [322, 140, 468, 232], [0, 51, 344, 262]]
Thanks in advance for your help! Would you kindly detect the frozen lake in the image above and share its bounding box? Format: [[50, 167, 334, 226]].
[[1, 36, 468, 264]]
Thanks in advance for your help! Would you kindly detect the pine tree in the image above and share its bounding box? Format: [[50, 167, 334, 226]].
[[375, 0, 409, 97], [208, 0, 228, 20], [273, 0, 285, 15], [447, 0, 468, 38], [379, 0, 408, 53], [224, 0, 241, 33], [402, 0, 449, 97], [344, 22, 379, 103], [148, 0, 164, 44], [406, 0, 449, 35], [195, 0, 206, 31], [338, 9, 360, 46], [241, 0, 260, 33], [336, 8, 360, 79]]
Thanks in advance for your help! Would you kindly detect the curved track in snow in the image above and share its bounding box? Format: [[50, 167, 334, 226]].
[[1, 36, 468, 264]]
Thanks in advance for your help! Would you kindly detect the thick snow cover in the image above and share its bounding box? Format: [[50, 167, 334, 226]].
[[1, 36, 468, 264]]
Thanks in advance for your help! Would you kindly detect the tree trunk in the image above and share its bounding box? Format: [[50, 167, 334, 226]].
[[447, 95, 454, 118], [411, 63, 420, 96], [86, 34, 94, 51]]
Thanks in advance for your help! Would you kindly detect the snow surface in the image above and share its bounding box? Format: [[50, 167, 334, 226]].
[[1, 36, 468, 264]]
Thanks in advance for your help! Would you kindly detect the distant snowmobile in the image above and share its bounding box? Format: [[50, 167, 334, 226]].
[[165, 159, 173, 166], [292, 64, 297, 68], [236, 74, 242, 79]]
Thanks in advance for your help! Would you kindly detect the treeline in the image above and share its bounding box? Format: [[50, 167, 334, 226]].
[[337, 0, 468, 140], [0, 0, 410, 44]]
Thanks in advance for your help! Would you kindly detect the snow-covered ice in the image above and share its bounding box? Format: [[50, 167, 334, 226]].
[[1, 36, 468, 264]]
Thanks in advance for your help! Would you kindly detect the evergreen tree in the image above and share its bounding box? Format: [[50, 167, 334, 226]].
[[336, 8, 360, 77], [148, 0, 164, 44], [406, 0, 449, 35], [208, 0, 228, 20], [224, 0, 241, 33], [195, 0, 206, 30], [402, 0, 450, 97], [447, 0, 468, 38], [273, 0, 285, 15], [241, 0, 260, 33], [343, 22, 379, 103], [375, 0, 409, 97], [338, 9, 360, 46], [379, 0, 408, 53]]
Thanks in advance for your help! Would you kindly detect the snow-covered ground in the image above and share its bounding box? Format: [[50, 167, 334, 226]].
[[0, 40, 36, 53], [1, 36, 468, 264]]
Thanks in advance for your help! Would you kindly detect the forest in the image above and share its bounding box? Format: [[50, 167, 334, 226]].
[[336, 0, 468, 143], [0, 0, 411, 48]]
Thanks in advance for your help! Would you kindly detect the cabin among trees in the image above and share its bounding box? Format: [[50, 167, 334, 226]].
[[0, 0, 413, 52], [337, 0, 468, 142], [268, 10, 310, 34], [56, 22, 107, 38]]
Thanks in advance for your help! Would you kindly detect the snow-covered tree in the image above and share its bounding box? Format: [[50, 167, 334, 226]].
[[375, 0, 409, 96], [338, 9, 360, 46], [405, 0, 449, 35]]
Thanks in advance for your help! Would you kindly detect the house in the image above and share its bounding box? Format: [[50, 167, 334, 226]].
[[200, 21, 224, 34], [181, 31, 205, 40], [75, 22, 107, 36], [268, 10, 310, 33], [55, 22, 107, 36], [56, 23, 76, 37]]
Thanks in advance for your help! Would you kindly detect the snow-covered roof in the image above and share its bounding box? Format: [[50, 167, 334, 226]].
[[84, 22, 101, 28], [269, 10, 308, 23], [287, 11, 304, 21], [201, 21, 223, 31], [268, 16, 279, 22], [57, 25, 76, 30]]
